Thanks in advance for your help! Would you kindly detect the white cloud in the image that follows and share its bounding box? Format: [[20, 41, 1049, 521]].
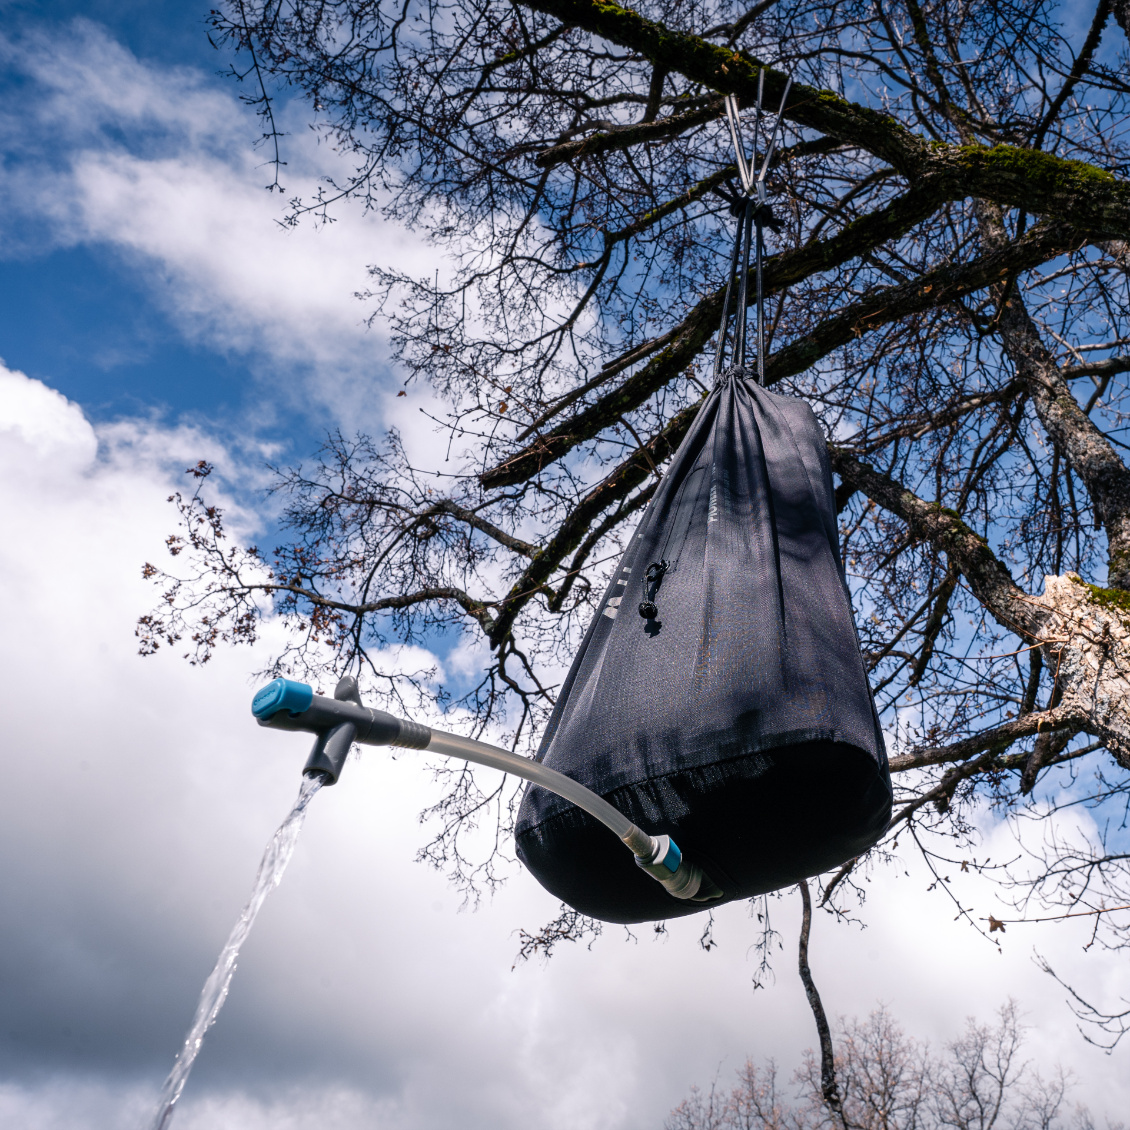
[[0, 360, 95, 472], [0, 20, 437, 433], [0, 17, 597, 481]]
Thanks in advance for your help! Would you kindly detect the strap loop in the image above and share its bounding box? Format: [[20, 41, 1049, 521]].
[[638, 560, 669, 620]]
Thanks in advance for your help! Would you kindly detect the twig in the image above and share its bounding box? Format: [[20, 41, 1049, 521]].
[[798, 880, 849, 1128]]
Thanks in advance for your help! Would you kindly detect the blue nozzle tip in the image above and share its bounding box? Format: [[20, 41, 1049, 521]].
[[252, 678, 314, 719]]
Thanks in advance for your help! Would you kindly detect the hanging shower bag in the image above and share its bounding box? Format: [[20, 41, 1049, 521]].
[[515, 368, 892, 923]]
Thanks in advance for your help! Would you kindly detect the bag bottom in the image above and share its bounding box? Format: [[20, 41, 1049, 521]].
[[515, 740, 892, 924]]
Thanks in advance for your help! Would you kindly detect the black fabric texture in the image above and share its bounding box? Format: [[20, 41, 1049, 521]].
[[515, 369, 892, 923]]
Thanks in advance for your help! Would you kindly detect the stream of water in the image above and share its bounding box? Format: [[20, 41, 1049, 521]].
[[148, 771, 324, 1130]]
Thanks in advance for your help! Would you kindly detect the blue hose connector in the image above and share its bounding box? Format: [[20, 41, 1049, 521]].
[[656, 837, 682, 874], [634, 833, 682, 876], [252, 678, 314, 719]]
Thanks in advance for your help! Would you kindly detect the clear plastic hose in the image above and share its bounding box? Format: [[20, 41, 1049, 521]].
[[422, 729, 635, 840], [253, 678, 720, 902], [420, 729, 722, 903]]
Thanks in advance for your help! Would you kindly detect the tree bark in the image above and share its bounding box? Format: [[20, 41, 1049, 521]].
[[975, 202, 1130, 587]]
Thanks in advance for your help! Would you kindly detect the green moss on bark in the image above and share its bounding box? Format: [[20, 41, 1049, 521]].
[[1076, 576, 1130, 614], [929, 502, 989, 544], [967, 145, 1117, 190]]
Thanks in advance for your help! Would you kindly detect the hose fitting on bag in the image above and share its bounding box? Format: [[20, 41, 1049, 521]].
[[622, 828, 724, 903]]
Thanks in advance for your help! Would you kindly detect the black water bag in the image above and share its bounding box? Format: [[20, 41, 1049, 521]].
[[515, 369, 892, 923]]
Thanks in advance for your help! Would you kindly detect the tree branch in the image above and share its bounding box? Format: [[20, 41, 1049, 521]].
[[798, 880, 847, 1126], [887, 705, 1091, 772], [534, 96, 722, 166], [487, 398, 702, 644], [519, 0, 1130, 239], [485, 216, 1077, 490], [429, 498, 538, 556], [829, 449, 1044, 638], [977, 203, 1130, 586]]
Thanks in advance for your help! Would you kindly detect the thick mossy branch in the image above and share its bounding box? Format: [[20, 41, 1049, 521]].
[[1079, 579, 1130, 616], [520, 0, 1130, 239], [945, 144, 1119, 232], [521, 0, 926, 170]]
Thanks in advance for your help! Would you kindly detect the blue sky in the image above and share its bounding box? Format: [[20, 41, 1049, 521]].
[[1, 5, 1129, 1130]]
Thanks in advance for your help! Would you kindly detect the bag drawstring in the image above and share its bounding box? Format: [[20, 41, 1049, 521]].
[[637, 74, 792, 626]]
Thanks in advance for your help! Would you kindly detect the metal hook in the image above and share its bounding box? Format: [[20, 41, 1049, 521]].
[[724, 93, 753, 194]]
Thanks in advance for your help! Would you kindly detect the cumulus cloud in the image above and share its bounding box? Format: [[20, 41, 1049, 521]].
[[0, 19, 437, 432]]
